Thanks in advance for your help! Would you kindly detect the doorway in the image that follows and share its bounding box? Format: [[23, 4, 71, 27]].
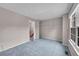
[[29, 21, 35, 41]]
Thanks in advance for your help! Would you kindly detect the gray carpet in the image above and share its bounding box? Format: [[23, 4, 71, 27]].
[[0, 39, 68, 56]]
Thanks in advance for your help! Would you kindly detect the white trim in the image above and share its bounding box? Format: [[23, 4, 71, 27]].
[[71, 4, 79, 17], [69, 4, 79, 18], [69, 39, 79, 56]]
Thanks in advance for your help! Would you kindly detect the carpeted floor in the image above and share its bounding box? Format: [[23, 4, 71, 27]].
[[0, 39, 68, 56]]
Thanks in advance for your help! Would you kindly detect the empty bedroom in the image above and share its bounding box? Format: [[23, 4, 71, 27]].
[[0, 3, 79, 56]]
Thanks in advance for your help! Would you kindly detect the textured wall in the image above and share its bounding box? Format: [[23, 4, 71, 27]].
[[40, 18, 62, 41]]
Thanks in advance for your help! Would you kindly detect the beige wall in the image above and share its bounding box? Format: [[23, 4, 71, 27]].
[[0, 7, 31, 51], [40, 18, 62, 41], [62, 15, 70, 46]]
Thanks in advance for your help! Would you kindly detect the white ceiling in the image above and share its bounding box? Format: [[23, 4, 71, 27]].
[[0, 3, 73, 20]]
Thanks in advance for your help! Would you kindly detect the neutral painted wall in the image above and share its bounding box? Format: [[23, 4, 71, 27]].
[[62, 15, 70, 46], [0, 7, 31, 51], [40, 18, 62, 41]]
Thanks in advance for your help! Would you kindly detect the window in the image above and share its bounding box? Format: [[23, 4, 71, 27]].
[[71, 28, 76, 42], [70, 13, 79, 47], [77, 27, 79, 46], [71, 14, 76, 42]]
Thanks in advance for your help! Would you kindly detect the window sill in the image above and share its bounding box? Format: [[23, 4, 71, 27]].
[[69, 39, 79, 56]]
